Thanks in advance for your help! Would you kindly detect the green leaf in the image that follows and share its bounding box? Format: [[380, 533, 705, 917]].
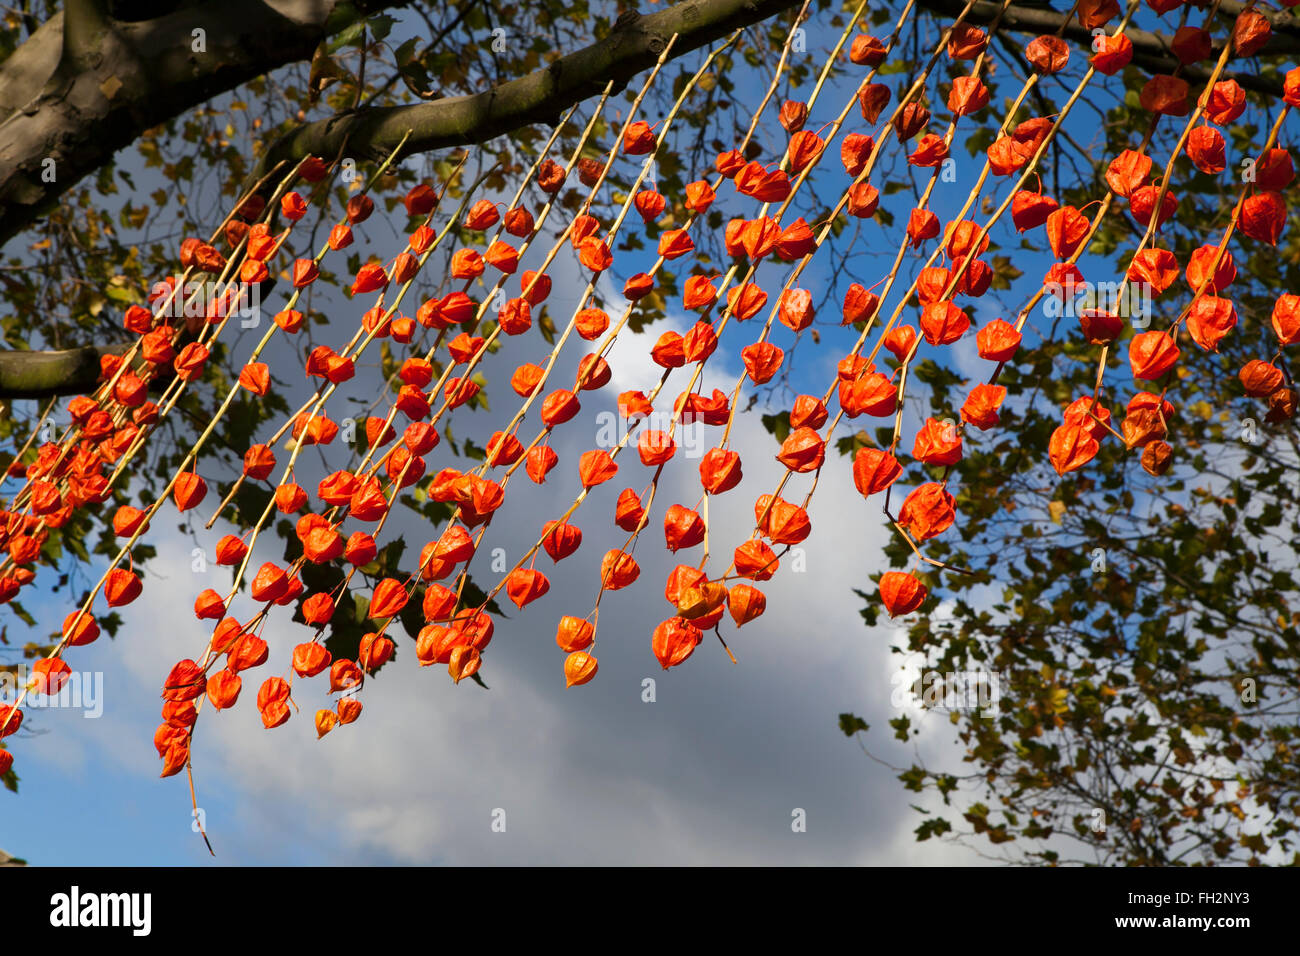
[[838, 713, 869, 736]]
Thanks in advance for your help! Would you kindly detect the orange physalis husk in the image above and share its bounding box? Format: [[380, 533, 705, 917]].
[[614, 489, 646, 533], [601, 549, 640, 590], [727, 282, 768, 320], [911, 417, 962, 466], [194, 589, 226, 620], [684, 180, 715, 213], [564, 651, 599, 688], [634, 189, 666, 222], [919, 302, 970, 346], [623, 120, 656, 154], [906, 208, 940, 246], [506, 568, 550, 609], [1127, 248, 1179, 294], [1254, 149, 1295, 192], [790, 395, 828, 430], [675, 579, 727, 623], [727, 584, 766, 627], [1090, 33, 1132, 75], [329, 659, 363, 694], [663, 504, 706, 552], [1141, 441, 1173, 477], [859, 83, 891, 123], [210, 618, 245, 656], [741, 342, 784, 384], [683, 275, 718, 310], [1240, 192, 1286, 246], [879, 571, 927, 617], [948, 75, 988, 117], [213, 534, 248, 566], [1139, 74, 1189, 115], [1078, 309, 1123, 345], [1185, 247, 1235, 294], [651, 617, 703, 670], [1128, 331, 1181, 380], [898, 483, 956, 541], [779, 99, 808, 131], [1187, 127, 1226, 175], [447, 645, 482, 684], [1239, 361, 1284, 398], [1049, 422, 1101, 476], [1270, 293, 1300, 345], [734, 539, 778, 581], [578, 237, 613, 272], [465, 199, 500, 230], [250, 562, 288, 604], [1107, 149, 1149, 197], [894, 102, 930, 142], [228, 634, 268, 673], [849, 33, 887, 66], [159, 741, 189, 777], [578, 449, 618, 488], [368, 578, 408, 619], [526, 446, 558, 484], [1129, 185, 1179, 230], [161, 659, 206, 702], [638, 430, 676, 467], [292, 642, 331, 678], [852, 447, 902, 497], [908, 134, 949, 168], [105, 567, 142, 607], [778, 289, 815, 332], [1186, 296, 1238, 352], [503, 206, 534, 236], [30, 658, 72, 696], [337, 697, 363, 725], [755, 495, 810, 545], [976, 318, 1021, 362], [206, 668, 242, 710], [556, 616, 595, 653], [541, 389, 580, 427], [359, 633, 395, 671], [840, 371, 897, 418], [846, 182, 880, 218], [947, 22, 986, 58], [1233, 9, 1271, 57], [315, 709, 339, 738], [1206, 80, 1246, 124], [1011, 190, 1058, 232], [961, 384, 1007, 431], [537, 159, 566, 192], [786, 130, 824, 173], [1025, 35, 1068, 74], [843, 283, 880, 325], [258, 675, 291, 719], [777, 427, 825, 473], [421, 581, 457, 621], [699, 447, 743, 494], [1045, 206, 1089, 259]]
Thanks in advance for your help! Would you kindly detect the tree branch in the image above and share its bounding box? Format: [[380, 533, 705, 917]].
[[248, 0, 804, 187], [0, 343, 128, 399], [0, 0, 404, 248]]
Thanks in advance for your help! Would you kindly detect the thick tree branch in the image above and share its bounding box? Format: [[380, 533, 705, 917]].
[[0, 0, 402, 248], [0, 343, 128, 399], [920, 0, 1297, 98], [249, 0, 804, 186]]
